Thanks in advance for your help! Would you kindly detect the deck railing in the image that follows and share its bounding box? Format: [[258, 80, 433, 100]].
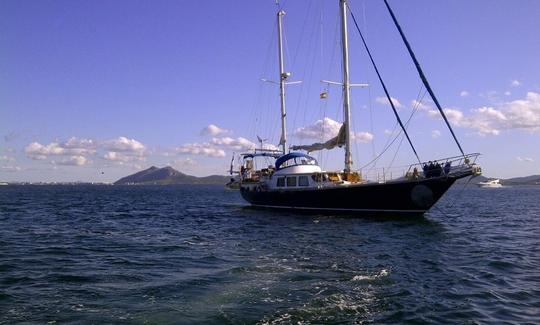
[[359, 153, 481, 183]]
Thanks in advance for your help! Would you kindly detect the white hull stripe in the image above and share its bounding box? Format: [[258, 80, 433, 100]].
[[250, 204, 426, 213]]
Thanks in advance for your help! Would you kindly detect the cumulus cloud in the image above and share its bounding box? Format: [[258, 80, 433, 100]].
[[24, 137, 99, 160], [376, 96, 403, 108], [293, 117, 341, 140], [411, 99, 431, 110], [54, 155, 88, 166], [211, 137, 256, 151], [431, 130, 441, 139], [293, 117, 373, 143], [511, 80, 522, 87], [516, 156, 534, 162], [200, 124, 231, 136], [24, 136, 147, 165], [460, 91, 469, 97], [427, 92, 540, 135], [25, 142, 65, 160], [352, 132, 374, 143], [102, 151, 145, 163], [103, 137, 145, 153], [177, 142, 226, 157]]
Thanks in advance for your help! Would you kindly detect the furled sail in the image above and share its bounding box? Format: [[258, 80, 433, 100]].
[[291, 124, 346, 152]]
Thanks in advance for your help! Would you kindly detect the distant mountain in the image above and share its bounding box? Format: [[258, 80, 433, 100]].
[[456, 174, 540, 186], [114, 166, 230, 185], [502, 175, 540, 185]]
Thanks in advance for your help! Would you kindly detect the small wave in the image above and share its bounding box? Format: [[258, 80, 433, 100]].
[[352, 269, 389, 281]]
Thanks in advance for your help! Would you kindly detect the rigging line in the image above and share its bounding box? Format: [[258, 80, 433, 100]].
[[382, 0, 465, 156], [292, 5, 319, 148], [362, 0, 376, 159], [291, 0, 313, 69], [250, 20, 278, 141], [362, 88, 426, 171], [347, 3, 421, 164], [388, 87, 426, 167]]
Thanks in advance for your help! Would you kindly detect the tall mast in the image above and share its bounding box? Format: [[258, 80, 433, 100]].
[[277, 10, 288, 154], [340, 0, 353, 172]]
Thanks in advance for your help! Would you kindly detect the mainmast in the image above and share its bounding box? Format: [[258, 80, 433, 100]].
[[340, 0, 353, 172], [277, 10, 288, 155]]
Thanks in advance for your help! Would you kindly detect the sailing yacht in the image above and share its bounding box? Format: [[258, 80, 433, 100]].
[[238, 0, 481, 216]]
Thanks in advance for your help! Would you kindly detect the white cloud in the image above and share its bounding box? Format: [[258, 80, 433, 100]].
[[511, 80, 522, 87], [177, 142, 226, 157], [211, 137, 256, 151], [64, 137, 96, 149], [293, 118, 373, 143], [504, 91, 511, 96], [428, 108, 465, 125], [516, 156, 534, 162], [411, 99, 431, 110], [102, 151, 145, 163], [352, 131, 374, 143], [25, 142, 64, 160], [376, 96, 403, 108], [200, 124, 231, 136], [104, 137, 145, 153], [460, 91, 469, 97], [293, 117, 342, 140], [427, 92, 540, 135], [431, 130, 441, 139], [24, 137, 98, 160], [25, 136, 146, 164], [54, 155, 89, 166]]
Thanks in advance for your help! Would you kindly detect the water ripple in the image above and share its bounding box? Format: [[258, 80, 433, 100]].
[[0, 185, 539, 324]]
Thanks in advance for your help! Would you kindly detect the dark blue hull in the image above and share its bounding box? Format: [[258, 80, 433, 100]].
[[240, 176, 463, 216]]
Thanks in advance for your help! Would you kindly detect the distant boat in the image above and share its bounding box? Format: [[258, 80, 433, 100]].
[[237, 0, 482, 216], [477, 179, 503, 188]]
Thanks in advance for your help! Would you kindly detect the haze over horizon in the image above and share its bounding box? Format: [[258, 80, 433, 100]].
[[2, 0, 539, 182]]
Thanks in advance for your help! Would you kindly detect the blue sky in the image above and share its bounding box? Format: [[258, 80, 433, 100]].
[[1, 0, 539, 182]]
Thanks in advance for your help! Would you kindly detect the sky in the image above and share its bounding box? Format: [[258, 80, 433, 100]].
[[1, 0, 539, 182]]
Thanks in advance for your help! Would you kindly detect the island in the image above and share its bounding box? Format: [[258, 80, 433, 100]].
[[114, 166, 230, 185]]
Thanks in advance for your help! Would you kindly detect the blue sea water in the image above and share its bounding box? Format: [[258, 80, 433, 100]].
[[0, 185, 538, 324]]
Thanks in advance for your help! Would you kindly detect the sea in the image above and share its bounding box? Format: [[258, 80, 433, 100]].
[[0, 184, 538, 324]]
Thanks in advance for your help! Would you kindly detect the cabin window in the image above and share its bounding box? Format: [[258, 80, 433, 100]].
[[276, 177, 285, 187], [298, 176, 309, 186], [286, 177, 297, 187]]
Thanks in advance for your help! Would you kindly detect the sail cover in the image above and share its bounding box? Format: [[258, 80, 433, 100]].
[[291, 124, 346, 152]]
